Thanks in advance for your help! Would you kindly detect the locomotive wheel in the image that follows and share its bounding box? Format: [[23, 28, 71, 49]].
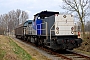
[[69, 48, 73, 50], [23, 36, 26, 40], [38, 39, 41, 46], [38, 39, 43, 46], [34, 37, 38, 44], [34, 38, 38, 46], [29, 36, 31, 42], [30, 37, 34, 43], [27, 36, 30, 42]]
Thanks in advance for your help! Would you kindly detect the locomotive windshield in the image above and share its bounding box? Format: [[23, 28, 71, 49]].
[[24, 20, 32, 27]]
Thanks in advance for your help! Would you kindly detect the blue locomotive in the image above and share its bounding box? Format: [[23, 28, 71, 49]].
[[15, 11, 82, 50]]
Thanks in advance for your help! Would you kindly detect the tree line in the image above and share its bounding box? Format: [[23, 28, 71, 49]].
[[0, 0, 90, 37], [0, 9, 28, 35]]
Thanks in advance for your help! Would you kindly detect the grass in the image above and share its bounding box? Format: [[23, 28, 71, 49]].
[[0, 49, 6, 60], [0, 40, 6, 60], [76, 33, 90, 54], [8, 37, 32, 60]]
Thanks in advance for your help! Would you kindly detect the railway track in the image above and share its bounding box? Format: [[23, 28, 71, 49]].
[[25, 40, 90, 60], [39, 47, 90, 60], [12, 37, 90, 60], [28, 41, 90, 60]]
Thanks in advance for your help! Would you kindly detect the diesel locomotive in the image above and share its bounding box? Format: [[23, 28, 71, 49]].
[[15, 11, 82, 50]]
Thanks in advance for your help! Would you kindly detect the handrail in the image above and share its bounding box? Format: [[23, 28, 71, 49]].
[[28, 25, 32, 34], [50, 23, 55, 40], [36, 22, 48, 40]]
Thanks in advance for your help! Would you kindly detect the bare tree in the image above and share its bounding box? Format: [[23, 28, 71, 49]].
[[0, 9, 29, 35], [0, 15, 4, 34], [15, 9, 21, 25], [0, 15, 3, 27], [62, 0, 90, 37], [0, 14, 11, 35], [85, 21, 90, 32], [21, 11, 28, 23]]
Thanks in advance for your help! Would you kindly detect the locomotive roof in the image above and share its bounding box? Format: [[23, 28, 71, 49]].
[[24, 20, 32, 23], [34, 11, 59, 17], [15, 20, 32, 29]]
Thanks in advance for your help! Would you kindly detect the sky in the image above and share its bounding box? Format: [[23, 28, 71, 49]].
[[0, 0, 64, 19]]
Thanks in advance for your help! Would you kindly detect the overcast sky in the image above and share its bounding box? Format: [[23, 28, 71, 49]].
[[0, 0, 64, 19]]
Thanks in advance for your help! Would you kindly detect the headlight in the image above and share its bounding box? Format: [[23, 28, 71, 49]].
[[63, 15, 67, 18], [71, 27, 74, 34], [56, 31, 59, 34], [71, 32, 73, 34], [56, 27, 59, 30], [71, 27, 74, 31]]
